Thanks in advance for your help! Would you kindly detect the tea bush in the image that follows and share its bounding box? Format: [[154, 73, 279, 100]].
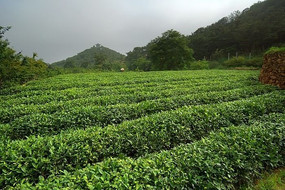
[[1, 91, 284, 187], [17, 117, 285, 189], [0, 70, 283, 189]]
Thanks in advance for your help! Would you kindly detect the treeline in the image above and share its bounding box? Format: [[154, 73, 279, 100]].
[[125, 29, 264, 71], [188, 0, 285, 60]]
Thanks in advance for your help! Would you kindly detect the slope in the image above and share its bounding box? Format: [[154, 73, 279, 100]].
[[52, 44, 125, 69], [188, 0, 285, 60]]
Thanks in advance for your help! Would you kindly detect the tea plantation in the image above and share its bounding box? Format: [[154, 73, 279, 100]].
[[0, 70, 284, 189]]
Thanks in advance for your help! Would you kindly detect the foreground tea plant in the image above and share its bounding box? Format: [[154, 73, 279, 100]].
[[1, 92, 284, 187], [17, 116, 285, 189], [0, 70, 284, 189]]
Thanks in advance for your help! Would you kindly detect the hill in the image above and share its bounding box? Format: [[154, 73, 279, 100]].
[[188, 0, 285, 59], [51, 44, 125, 69]]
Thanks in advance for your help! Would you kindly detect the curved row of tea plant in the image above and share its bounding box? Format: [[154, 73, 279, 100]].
[[4, 85, 277, 140], [0, 80, 266, 124], [1, 92, 284, 187], [15, 114, 285, 189], [0, 75, 258, 111], [0, 70, 255, 95], [0, 72, 230, 96], [0, 73, 256, 106]]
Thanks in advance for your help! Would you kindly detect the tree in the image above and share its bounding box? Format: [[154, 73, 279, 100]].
[[149, 30, 194, 70], [125, 46, 149, 70], [63, 59, 76, 68], [0, 26, 48, 87], [0, 26, 22, 86], [134, 57, 151, 71]]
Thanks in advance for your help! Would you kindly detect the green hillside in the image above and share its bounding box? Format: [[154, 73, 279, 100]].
[[188, 0, 285, 59], [52, 44, 125, 69]]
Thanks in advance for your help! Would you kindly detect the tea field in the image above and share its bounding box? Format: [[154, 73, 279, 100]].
[[0, 70, 284, 189]]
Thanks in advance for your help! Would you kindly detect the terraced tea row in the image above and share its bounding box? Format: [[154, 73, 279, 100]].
[[1, 91, 284, 187], [0, 70, 255, 95], [0, 72, 255, 103], [0, 79, 265, 123], [2, 85, 276, 140], [1, 70, 283, 189], [11, 113, 285, 189]]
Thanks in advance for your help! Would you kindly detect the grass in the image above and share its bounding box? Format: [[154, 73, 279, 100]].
[[245, 168, 285, 190], [264, 47, 285, 55]]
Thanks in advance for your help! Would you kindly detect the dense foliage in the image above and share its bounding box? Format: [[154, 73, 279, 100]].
[[126, 30, 194, 71], [125, 47, 150, 71], [0, 70, 284, 189], [1, 0, 285, 188], [148, 30, 194, 70]]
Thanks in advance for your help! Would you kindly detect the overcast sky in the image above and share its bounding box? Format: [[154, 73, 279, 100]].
[[1, 0, 261, 63]]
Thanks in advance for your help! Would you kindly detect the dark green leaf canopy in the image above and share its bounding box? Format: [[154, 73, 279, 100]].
[[149, 30, 194, 70]]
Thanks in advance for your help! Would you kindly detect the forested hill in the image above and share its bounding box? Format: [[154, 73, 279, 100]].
[[188, 0, 285, 60], [52, 44, 125, 68]]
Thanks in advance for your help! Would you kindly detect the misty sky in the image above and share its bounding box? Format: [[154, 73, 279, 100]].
[[1, 0, 261, 63]]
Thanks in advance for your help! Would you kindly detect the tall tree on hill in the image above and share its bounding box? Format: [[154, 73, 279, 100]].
[[149, 30, 194, 70]]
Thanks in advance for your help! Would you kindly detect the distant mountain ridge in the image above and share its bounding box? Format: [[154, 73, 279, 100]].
[[52, 44, 125, 68]]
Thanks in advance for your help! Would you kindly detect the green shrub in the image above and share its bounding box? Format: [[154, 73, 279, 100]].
[[245, 57, 263, 67], [209, 61, 225, 69], [223, 56, 263, 68], [190, 60, 209, 70], [224, 56, 246, 67]]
